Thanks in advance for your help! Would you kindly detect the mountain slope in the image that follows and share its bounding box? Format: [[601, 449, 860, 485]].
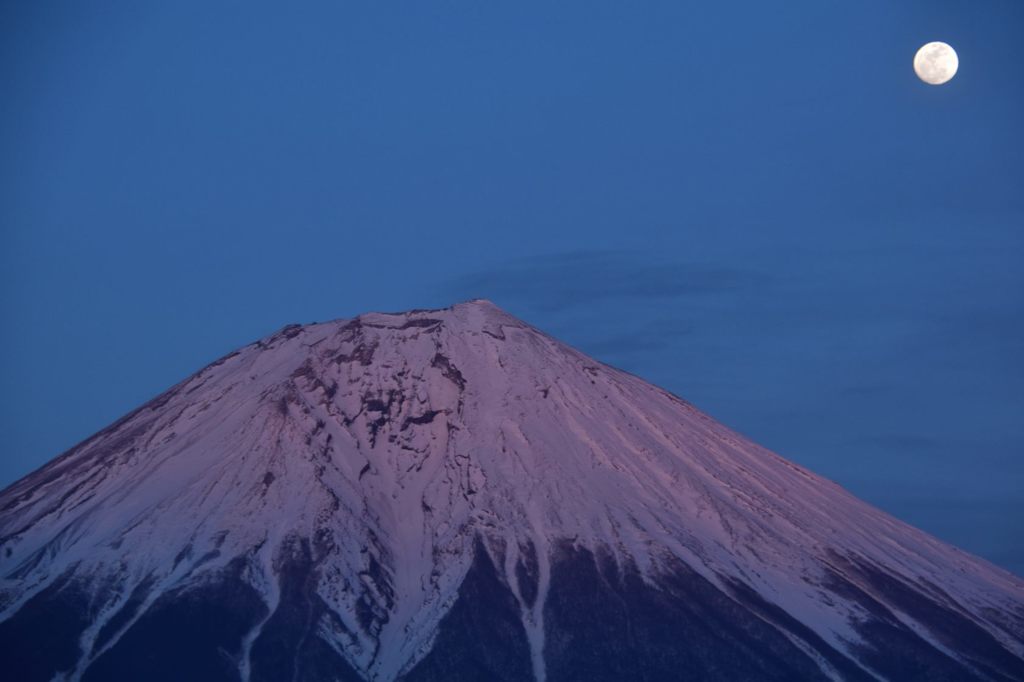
[[1, 300, 1022, 681]]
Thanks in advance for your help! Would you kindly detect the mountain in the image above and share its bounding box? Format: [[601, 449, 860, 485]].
[[1, 299, 1022, 682]]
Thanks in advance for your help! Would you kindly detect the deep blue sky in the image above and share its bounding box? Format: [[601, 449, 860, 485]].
[[2, 1, 1022, 573]]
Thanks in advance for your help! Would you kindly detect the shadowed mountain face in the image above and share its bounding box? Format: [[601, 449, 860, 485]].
[[1, 300, 1022, 681]]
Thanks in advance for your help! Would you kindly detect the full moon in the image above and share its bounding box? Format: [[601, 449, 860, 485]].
[[914, 41, 958, 85]]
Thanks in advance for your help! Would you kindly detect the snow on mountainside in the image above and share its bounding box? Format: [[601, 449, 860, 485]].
[[1, 299, 1022, 682]]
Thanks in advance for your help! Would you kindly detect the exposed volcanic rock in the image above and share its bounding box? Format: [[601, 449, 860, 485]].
[[1, 300, 1022, 681]]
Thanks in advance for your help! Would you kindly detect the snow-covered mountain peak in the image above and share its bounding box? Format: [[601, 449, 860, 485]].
[[1, 301, 1022, 682], [342, 296, 512, 329]]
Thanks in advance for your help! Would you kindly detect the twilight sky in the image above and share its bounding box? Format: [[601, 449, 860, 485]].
[[1, 1, 1022, 574]]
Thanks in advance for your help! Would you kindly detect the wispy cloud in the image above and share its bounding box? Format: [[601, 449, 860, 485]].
[[443, 250, 772, 312], [849, 433, 945, 455]]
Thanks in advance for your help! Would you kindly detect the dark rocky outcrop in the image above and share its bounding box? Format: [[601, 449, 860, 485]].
[[0, 570, 94, 681], [82, 559, 266, 682], [250, 537, 364, 682], [401, 538, 534, 682], [543, 543, 834, 682]]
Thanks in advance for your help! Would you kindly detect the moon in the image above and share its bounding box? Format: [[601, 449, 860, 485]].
[[914, 41, 958, 85]]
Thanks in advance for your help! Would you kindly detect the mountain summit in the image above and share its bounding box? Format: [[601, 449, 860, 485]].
[[2, 300, 1022, 681]]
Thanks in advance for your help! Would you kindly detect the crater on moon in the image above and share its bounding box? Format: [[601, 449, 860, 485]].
[[914, 41, 958, 85]]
